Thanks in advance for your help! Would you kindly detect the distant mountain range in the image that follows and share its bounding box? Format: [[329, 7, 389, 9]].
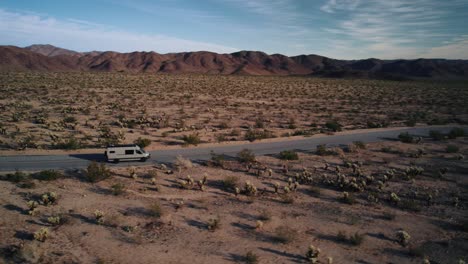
[[0, 44, 467, 80]]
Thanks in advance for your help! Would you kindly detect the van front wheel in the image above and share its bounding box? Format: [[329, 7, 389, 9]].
[[140, 157, 147, 162]]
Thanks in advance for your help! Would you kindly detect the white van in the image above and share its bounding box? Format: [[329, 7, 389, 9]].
[[105, 144, 150, 163]]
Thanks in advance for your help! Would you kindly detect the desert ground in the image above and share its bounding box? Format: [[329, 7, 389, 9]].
[[1, 72, 468, 154], [1, 132, 467, 263]]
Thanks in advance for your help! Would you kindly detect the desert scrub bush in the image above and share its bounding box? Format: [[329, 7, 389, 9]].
[[429, 130, 445, 141], [149, 201, 163, 218], [305, 245, 321, 263], [448, 127, 465, 139], [62, 116, 77, 123], [94, 210, 105, 225], [274, 225, 298, 243], [134, 137, 151, 148], [446, 144, 460, 153], [41, 192, 58, 206], [353, 141, 366, 149], [398, 132, 415, 143], [34, 170, 63, 181], [54, 136, 81, 150], [325, 120, 342, 132], [237, 149, 256, 163], [279, 150, 299, 160], [316, 144, 328, 155], [86, 161, 111, 183], [337, 231, 365, 246], [47, 215, 67, 226], [2, 170, 30, 183], [207, 216, 221, 231], [174, 155, 193, 171], [396, 230, 411, 247], [244, 251, 259, 264], [244, 129, 274, 142], [33, 227, 49, 242], [398, 199, 421, 212], [111, 182, 126, 195], [222, 175, 239, 192], [181, 133, 201, 146]]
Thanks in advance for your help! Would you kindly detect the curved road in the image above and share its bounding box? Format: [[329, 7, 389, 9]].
[[0, 126, 465, 172]]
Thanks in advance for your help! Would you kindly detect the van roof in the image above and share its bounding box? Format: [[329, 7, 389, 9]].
[[106, 144, 139, 148]]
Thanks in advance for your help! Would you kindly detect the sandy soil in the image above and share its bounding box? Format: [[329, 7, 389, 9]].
[[1, 72, 467, 155], [1, 137, 467, 264]]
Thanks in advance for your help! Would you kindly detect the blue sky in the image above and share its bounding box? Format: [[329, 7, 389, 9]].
[[0, 0, 467, 59]]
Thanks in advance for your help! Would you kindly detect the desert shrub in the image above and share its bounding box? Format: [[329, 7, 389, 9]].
[[244, 129, 274, 142], [54, 136, 81, 150], [405, 119, 416, 127], [237, 149, 256, 163], [349, 232, 366, 246], [134, 137, 151, 148], [254, 118, 265, 128], [337, 231, 365, 246], [111, 183, 126, 195], [86, 162, 111, 183], [353, 141, 366, 149], [448, 128, 465, 139], [279, 150, 299, 160], [207, 216, 221, 231], [210, 152, 225, 167], [446, 144, 459, 153], [47, 215, 67, 226], [149, 202, 163, 218], [325, 120, 342, 132], [274, 225, 298, 243], [429, 130, 444, 141], [3, 170, 30, 183], [222, 176, 239, 191], [308, 186, 321, 197], [33, 228, 49, 242], [382, 211, 396, 221], [219, 122, 229, 129], [398, 132, 414, 143], [174, 155, 193, 170], [181, 133, 201, 146], [280, 194, 295, 204], [34, 170, 63, 181], [62, 116, 77, 123], [316, 144, 328, 155], [244, 251, 259, 264]]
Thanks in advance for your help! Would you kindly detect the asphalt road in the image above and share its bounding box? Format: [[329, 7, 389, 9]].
[[0, 126, 465, 172]]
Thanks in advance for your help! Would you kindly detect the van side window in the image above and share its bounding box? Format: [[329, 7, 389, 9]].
[[125, 150, 134, 155], [136, 150, 142, 154], [110, 151, 115, 153]]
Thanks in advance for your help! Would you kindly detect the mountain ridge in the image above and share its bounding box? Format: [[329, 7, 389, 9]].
[[0, 44, 467, 79]]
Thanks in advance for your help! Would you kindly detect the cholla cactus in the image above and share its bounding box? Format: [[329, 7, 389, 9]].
[[274, 182, 280, 193], [244, 181, 257, 196], [256, 220, 264, 230], [47, 216, 61, 225], [390, 192, 401, 204], [34, 227, 49, 242], [396, 230, 411, 247], [327, 257, 333, 264], [423, 258, 430, 264], [41, 192, 58, 206], [129, 166, 137, 179], [305, 245, 321, 263], [94, 210, 105, 225], [27, 200, 39, 216], [234, 187, 241, 196], [151, 177, 157, 185], [267, 168, 273, 177]]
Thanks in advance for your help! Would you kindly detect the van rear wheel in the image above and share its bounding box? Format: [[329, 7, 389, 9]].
[[114, 159, 120, 163]]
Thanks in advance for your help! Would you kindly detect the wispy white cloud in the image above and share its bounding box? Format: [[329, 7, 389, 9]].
[[319, 0, 468, 59], [0, 9, 238, 53]]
